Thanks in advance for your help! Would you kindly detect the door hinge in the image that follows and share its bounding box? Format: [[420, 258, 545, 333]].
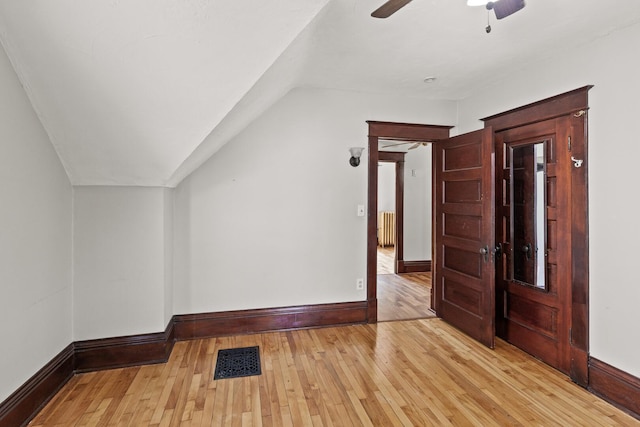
[[568, 136, 572, 152], [569, 327, 573, 344]]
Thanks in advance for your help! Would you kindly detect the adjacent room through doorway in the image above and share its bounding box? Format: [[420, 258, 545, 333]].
[[376, 143, 435, 322]]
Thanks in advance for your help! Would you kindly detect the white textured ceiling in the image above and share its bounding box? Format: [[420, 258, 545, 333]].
[[1, 0, 640, 186]]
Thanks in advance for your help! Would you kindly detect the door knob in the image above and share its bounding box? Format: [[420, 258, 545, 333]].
[[479, 245, 489, 263], [493, 243, 502, 260]]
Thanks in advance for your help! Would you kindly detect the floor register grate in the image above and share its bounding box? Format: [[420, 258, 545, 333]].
[[214, 346, 262, 380]]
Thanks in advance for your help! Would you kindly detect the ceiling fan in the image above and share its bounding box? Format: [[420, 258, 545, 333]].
[[371, 0, 525, 20], [381, 141, 430, 150]]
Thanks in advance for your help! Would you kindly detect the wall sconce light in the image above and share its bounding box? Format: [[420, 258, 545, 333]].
[[349, 147, 364, 167]]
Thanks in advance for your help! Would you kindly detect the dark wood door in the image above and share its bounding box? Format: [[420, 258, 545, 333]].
[[495, 117, 572, 374], [433, 128, 495, 348]]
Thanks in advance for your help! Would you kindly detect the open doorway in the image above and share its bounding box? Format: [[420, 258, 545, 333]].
[[370, 125, 452, 322], [377, 161, 396, 275], [377, 151, 434, 322], [377, 147, 434, 322]]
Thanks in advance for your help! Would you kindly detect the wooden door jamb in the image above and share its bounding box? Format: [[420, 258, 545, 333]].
[[366, 121, 452, 322]]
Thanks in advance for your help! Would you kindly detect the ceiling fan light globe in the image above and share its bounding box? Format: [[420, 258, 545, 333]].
[[467, 0, 490, 6], [349, 147, 364, 158]]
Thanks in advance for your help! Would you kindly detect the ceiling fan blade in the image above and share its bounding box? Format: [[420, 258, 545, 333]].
[[488, 0, 525, 20], [408, 142, 422, 150], [371, 0, 412, 18], [382, 141, 413, 148]]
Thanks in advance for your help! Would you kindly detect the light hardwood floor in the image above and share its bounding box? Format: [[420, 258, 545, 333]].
[[30, 319, 638, 426], [377, 245, 434, 322], [377, 246, 395, 275], [377, 272, 434, 322]]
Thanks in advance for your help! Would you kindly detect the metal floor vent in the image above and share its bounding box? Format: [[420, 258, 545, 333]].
[[214, 346, 261, 380]]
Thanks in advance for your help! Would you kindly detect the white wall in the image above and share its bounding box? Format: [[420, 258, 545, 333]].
[[378, 146, 432, 261], [457, 22, 640, 378], [174, 87, 456, 314], [0, 43, 72, 402], [163, 188, 174, 326], [73, 186, 171, 340], [378, 162, 395, 212], [403, 146, 432, 261]]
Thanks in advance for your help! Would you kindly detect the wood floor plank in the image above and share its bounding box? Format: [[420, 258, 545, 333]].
[[377, 246, 395, 275], [377, 272, 434, 322], [29, 319, 640, 426]]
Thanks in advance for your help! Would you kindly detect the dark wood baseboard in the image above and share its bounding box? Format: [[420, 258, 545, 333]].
[[397, 260, 431, 274], [174, 301, 368, 340], [589, 357, 640, 420], [0, 301, 366, 427], [14, 303, 640, 425], [74, 321, 176, 373], [0, 344, 74, 427]]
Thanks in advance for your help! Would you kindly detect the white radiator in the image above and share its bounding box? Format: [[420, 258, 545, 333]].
[[378, 211, 395, 247]]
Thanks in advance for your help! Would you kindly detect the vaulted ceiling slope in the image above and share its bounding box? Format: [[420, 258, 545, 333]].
[[2, 0, 640, 187], [0, 0, 330, 186]]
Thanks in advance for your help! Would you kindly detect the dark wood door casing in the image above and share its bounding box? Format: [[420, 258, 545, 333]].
[[483, 86, 591, 386], [367, 121, 453, 322]]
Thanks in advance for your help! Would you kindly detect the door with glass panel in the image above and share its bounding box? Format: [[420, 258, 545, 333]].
[[495, 117, 572, 374]]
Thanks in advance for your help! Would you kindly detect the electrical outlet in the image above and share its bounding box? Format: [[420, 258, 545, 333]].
[[356, 278, 364, 290]]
